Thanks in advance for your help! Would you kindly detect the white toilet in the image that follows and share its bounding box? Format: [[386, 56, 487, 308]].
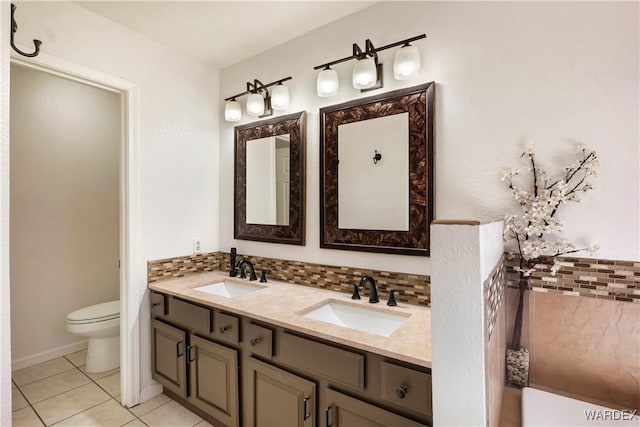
[[66, 300, 120, 373]]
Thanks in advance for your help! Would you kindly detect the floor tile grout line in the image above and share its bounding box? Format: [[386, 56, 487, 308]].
[[47, 395, 113, 427], [20, 371, 94, 406], [63, 353, 87, 369], [118, 396, 147, 426], [89, 370, 121, 398], [13, 364, 77, 388], [15, 354, 204, 427], [47, 366, 111, 426], [24, 365, 108, 425], [14, 381, 47, 426], [44, 366, 119, 426], [136, 399, 173, 419]]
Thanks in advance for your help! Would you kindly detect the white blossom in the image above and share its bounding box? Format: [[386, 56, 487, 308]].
[[503, 145, 598, 275], [550, 259, 562, 275], [514, 266, 537, 277]]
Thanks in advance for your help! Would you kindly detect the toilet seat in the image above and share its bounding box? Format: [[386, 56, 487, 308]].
[[67, 300, 119, 324]]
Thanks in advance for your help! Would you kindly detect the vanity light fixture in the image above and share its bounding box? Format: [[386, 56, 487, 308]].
[[352, 56, 378, 90], [394, 43, 421, 80], [224, 99, 242, 122], [317, 66, 339, 97], [246, 92, 265, 117], [270, 83, 290, 111], [223, 76, 292, 122], [313, 34, 425, 96]]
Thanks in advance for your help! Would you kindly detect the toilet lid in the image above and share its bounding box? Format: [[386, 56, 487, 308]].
[[67, 300, 120, 323]]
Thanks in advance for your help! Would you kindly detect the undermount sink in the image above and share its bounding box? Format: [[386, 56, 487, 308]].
[[300, 300, 410, 337], [193, 281, 265, 298]]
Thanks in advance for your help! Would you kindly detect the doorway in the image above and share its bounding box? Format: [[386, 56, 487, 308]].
[[9, 53, 139, 407], [11, 63, 120, 368]]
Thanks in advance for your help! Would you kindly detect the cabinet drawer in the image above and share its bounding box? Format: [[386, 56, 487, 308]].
[[325, 388, 427, 427], [168, 297, 211, 334], [150, 291, 166, 316], [380, 361, 432, 416], [280, 332, 364, 391], [214, 311, 240, 345], [246, 323, 273, 359]]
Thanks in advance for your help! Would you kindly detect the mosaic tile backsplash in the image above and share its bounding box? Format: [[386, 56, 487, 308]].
[[505, 256, 640, 303], [484, 254, 506, 340], [148, 251, 431, 307], [148, 251, 639, 309]]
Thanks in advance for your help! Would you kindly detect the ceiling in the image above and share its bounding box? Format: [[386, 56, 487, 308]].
[[75, 1, 375, 69]]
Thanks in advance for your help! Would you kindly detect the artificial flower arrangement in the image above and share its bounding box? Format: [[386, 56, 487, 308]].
[[502, 145, 599, 386]]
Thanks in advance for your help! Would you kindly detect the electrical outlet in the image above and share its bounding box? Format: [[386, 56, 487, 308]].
[[193, 238, 202, 254]]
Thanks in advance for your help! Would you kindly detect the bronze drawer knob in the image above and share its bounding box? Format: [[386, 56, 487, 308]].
[[395, 385, 408, 399]]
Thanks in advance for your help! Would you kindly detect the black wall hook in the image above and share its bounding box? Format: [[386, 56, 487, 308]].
[[10, 3, 42, 58], [373, 150, 382, 164]]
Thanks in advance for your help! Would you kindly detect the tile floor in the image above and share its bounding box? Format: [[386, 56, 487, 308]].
[[12, 350, 212, 427]]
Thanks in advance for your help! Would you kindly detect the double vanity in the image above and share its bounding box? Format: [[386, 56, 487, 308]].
[[149, 271, 432, 427], [148, 81, 436, 426]]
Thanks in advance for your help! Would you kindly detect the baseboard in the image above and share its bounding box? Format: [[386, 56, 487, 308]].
[[139, 383, 163, 405], [11, 340, 88, 371]]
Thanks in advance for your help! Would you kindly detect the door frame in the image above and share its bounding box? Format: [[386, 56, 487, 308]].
[[10, 49, 141, 407]]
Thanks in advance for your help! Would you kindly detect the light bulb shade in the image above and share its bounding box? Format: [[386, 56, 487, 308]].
[[246, 93, 265, 117], [352, 57, 377, 89], [317, 68, 339, 97], [393, 45, 421, 80], [271, 85, 289, 111], [224, 100, 242, 122]]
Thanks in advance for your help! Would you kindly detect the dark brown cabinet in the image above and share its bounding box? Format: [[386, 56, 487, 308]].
[[151, 318, 239, 427], [150, 291, 431, 427], [245, 357, 316, 427], [189, 335, 239, 427], [323, 389, 427, 427], [151, 319, 187, 398]]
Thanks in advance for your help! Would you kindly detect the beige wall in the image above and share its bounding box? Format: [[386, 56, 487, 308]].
[[8, 1, 220, 399], [220, 1, 639, 275], [10, 64, 120, 363]]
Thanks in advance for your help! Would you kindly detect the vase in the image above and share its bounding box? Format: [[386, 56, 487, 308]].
[[506, 347, 530, 387]]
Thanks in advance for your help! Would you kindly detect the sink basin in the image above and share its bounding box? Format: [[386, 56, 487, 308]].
[[194, 281, 265, 298], [300, 300, 410, 337]]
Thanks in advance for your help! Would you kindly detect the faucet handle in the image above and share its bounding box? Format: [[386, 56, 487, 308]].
[[345, 283, 361, 300], [260, 270, 270, 283], [387, 289, 404, 307]]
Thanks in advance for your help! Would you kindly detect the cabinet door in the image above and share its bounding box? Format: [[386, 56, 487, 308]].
[[245, 358, 316, 427], [324, 389, 427, 427], [189, 335, 239, 427], [151, 319, 187, 398]]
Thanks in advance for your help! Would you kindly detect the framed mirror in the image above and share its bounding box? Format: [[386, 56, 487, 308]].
[[234, 111, 306, 245], [320, 83, 434, 256]]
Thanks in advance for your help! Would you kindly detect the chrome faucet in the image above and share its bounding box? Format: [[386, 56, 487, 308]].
[[358, 275, 379, 303], [235, 258, 258, 281]]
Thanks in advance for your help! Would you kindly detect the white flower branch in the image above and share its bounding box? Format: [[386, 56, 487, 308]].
[[503, 145, 599, 276]]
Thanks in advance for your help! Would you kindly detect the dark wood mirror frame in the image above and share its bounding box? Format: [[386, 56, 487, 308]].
[[319, 83, 434, 256], [234, 111, 306, 245]]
